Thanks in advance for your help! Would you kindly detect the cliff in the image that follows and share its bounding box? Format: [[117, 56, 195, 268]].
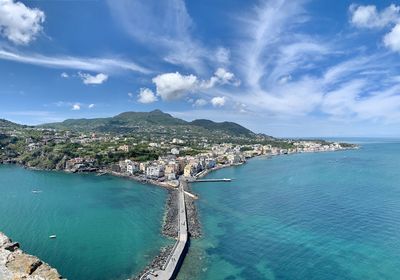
[[0, 232, 64, 280]]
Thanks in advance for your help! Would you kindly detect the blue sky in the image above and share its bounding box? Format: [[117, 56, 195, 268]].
[[1, 0, 400, 137]]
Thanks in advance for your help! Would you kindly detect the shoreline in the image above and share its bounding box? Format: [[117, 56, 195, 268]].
[[0, 146, 358, 279], [0, 232, 64, 280]]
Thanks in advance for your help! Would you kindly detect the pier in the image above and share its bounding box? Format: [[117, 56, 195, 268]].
[[193, 178, 232, 183], [141, 180, 189, 280]]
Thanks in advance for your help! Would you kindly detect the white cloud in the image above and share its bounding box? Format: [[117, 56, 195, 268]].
[[193, 98, 207, 107], [210, 0, 400, 126], [202, 68, 241, 89], [127, 92, 133, 98], [215, 47, 230, 65], [211, 96, 226, 107], [0, 49, 150, 74], [384, 24, 400, 52], [214, 68, 240, 86], [61, 72, 69, 78], [153, 72, 198, 101], [349, 4, 400, 29], [72, 104, 80, 111], [137, 88, 158, 104], [78, 72, 108, 85], [349, 4, 400, 54], [151, 69, 239, 101], [0, 0, 45, 45], [88, 104, 95, 109]]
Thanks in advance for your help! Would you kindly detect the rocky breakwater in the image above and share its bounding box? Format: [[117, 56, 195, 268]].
[[182, 181, 201, 238], [162, 182, 201, 239], [0, 232, 64, 280]]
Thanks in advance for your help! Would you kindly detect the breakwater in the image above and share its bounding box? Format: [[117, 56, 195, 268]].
[[138, 180, 189, 279]]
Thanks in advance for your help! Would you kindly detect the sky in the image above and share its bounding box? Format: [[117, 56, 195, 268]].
[[1, 0, 400, 137]]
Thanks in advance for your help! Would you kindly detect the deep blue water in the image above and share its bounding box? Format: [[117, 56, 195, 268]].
[[179, 139, 400, 279], [0, 166, 170, 280]]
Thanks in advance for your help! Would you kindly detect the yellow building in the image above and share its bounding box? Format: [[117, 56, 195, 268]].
[[184, 164, 196, 177]]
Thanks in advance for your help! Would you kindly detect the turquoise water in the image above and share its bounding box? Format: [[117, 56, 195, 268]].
[[0, 166, 170, 280], [179, 140, 400, 279]]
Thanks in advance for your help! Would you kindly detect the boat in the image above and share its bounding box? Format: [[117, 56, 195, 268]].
[[49, 235, 57, 239], [32, 190, 42, 194]]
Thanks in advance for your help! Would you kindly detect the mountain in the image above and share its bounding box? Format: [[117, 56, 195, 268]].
[[0, 119, 26, 130], [190, 119, 253, 136], [41, 109, 257, 137], [115, 110, 186, 126]]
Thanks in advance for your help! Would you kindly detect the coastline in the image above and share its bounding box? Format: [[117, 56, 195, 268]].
[[0, 146, 358, 279], [0, 232, 64, 280]]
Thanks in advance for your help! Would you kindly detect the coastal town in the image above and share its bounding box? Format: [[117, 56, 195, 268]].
[[0, 120, 353, 187], [0, 115, 356, 280], [102, 140, 351, 187]]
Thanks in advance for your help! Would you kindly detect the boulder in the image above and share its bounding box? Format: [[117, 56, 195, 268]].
[[31, 263, 62, 279], [6, 254, 42, 275]]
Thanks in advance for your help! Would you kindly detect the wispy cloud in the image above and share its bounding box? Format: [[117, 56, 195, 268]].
[[197, 0, 400, 127], [107, 0, 227, 74], [0, 49, 151, 74]]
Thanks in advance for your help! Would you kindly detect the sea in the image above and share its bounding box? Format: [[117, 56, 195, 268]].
[[0, 167, 171, 280], [178, 138, 400, 279], [1, 138, 400, 279]]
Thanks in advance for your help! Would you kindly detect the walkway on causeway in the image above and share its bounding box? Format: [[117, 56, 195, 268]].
[[141, 180, 188, 280]]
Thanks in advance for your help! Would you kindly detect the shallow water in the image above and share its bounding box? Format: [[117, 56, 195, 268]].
[[0, 166, 171, 280], [179, 140, 400, 279]]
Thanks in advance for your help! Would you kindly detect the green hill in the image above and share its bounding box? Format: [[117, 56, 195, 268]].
[[190, 119, 253, 136], [0, 119, 26, 130], [41, 109, 258, 137]]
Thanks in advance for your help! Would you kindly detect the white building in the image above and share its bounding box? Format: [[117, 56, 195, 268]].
[[227, 153, 242, 164], [146, 165, 165, 178], [171, 148, 180, 155]]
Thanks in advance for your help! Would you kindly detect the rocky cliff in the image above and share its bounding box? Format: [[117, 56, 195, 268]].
[[0, 232, 64, 280]]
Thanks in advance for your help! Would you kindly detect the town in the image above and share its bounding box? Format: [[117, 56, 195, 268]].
[[0, 118, 355, 189]]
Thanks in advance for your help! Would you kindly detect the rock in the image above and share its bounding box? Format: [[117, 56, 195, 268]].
[[6, 254, 42, 275], [0, 232, 64, 280], [183, 182, 201, 238], [4, 242, 19, 252], [31, 262, 63, 279], [162, 190, 179, 238], [133, 245, 173, 280], [0, 234, 11, 247]]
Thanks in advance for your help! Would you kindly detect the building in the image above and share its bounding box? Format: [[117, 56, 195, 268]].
[[227, 153, 242, 164], [118, 145, 129, 152], [146, 165, 165, 178], [172, 138, 185, 144], [171, 148, 180, 155], [65, 157, 96, 172], [205, 158, 216, 169], [184, 164, 197, 177], [139, 162, 149, 173], [127, 161, 139, 174]]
